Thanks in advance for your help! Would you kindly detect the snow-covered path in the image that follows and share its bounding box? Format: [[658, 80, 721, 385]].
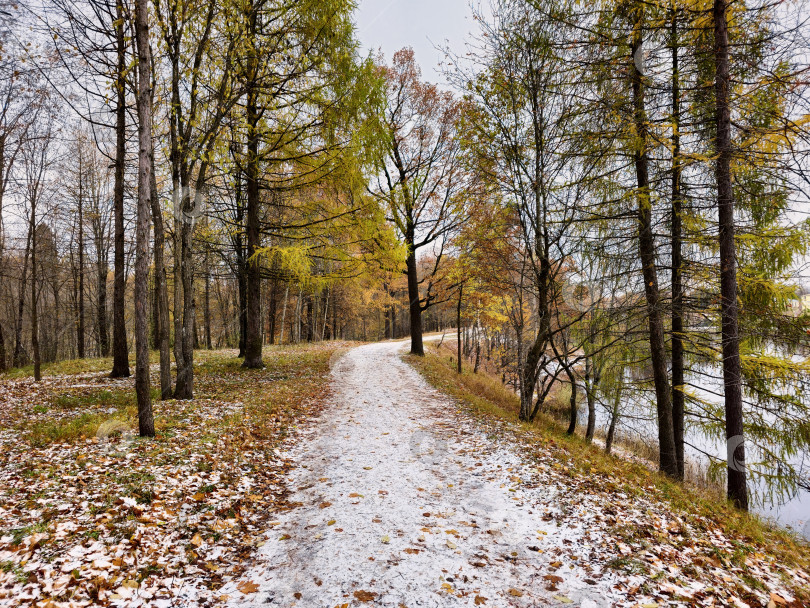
[[224, 340, 616, 607]]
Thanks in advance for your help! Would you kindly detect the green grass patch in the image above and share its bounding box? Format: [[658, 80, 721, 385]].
[[26, 411, 133, 446]]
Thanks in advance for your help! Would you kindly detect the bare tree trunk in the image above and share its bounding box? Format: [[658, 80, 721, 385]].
[[241, 0, 263, 368], [204, 248, 212, 349], [566, 369, 577, 436], [713, 0, 747, 510], [473, 322, 481, 373], [0, 134, 5, 371], [134, 0, 154, 436], [605, 389, 622, 455], [77, 155, 85, 359], [321, 287, 329, 341], [630, 5, 678, 477], [457, 283, 463, 374], [30, 197, 40, 381], [150, 143, 171, 399], [111, 0, 130, 378], [13, 221, 32, 367], [174, 215, 195, 398], [96, 251, 109, 357], [279, 284, 289, 344], [0, 322, 5, 371], [670, 8, 685, 479], [405, 248, 424, 356], [585, 357, 596, 442], [267, 279, 277, 344]]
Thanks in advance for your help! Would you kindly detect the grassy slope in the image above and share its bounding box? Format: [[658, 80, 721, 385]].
[[406, 346, 810, 601]]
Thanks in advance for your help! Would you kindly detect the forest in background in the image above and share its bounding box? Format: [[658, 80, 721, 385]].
[[1, 0, 810, 519]]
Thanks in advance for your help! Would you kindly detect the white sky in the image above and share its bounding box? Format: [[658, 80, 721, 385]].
[[354, 0, 485, 85]]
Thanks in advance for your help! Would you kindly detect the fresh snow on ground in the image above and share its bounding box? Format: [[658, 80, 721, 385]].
[[223, 340, 618, 607]]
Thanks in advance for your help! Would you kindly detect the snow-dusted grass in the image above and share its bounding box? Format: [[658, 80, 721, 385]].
[[0, 343, 342, 607], [409, 344, 810, 606]]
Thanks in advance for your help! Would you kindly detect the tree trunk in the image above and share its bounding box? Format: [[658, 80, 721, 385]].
[[134, 0, 154, 436], [0, 134, 5, 370], [670, 9, 685, 480], [473, 322, 481, 373], [77, 160, 85, 359], [150, 142, 172, 399], [630, 6, 678, 477], [111, 0, 130, 379], [456, 283, 463, 374], [97, 253, 109, 357], [205, 250, 212, 349], [279, 284, 289, 345], [406, 249, 424, 356], [566, 370, 577, 436], [174, 211, 195, 398], [13, 219, 32, 367], [713, 0, 748, 510], [585, 358, 596, 442], [605, 389, 621, 455], [30, 200, 40, 381]]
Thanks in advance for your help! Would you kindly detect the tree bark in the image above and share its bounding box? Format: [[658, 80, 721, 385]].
[[96, 241, 109, 357], [566, 369, 577, 436], [77, 154, 85, 359], [13, 218, 32, 367], [713, 0, 748, 510], [150, 142, 172, 399], [406, 249, 424, 355], [456, 283, 463, 374], [30, 195, 40, 381], [670, 8, 685, 479], [585, 357, 596, 442], [279, 284, 289, 344], [205, 248, 213, 349], [110, 0, 130, 378], [267, 279, 277, 344], [242, 3, 263, 369], [630, 6, 678, 478], [134, 0, 154, 436]]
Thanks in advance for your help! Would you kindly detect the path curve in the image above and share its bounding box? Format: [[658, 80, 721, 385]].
[[224, 340, 615, 607]]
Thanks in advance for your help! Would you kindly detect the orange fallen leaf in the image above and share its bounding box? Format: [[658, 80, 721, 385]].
[[474, 596, 488, 606], [508, 588, 523, 597], [353, 590, 377, 602], [237, 581, 259, 594]]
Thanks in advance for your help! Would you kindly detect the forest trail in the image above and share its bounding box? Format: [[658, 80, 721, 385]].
[[223, 340, 616, 608]]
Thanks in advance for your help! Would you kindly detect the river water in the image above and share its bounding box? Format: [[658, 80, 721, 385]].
[[589, 366, 810, 540]]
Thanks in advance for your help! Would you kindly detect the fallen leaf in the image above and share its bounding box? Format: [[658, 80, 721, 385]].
[[237, 581, 260, 594], [508, 589, 523, 597], [474, 596, 488, 605], [353, 590, 377, 602]]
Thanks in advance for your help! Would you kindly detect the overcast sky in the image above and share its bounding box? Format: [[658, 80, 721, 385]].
[[354, 0, 484, 85]]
